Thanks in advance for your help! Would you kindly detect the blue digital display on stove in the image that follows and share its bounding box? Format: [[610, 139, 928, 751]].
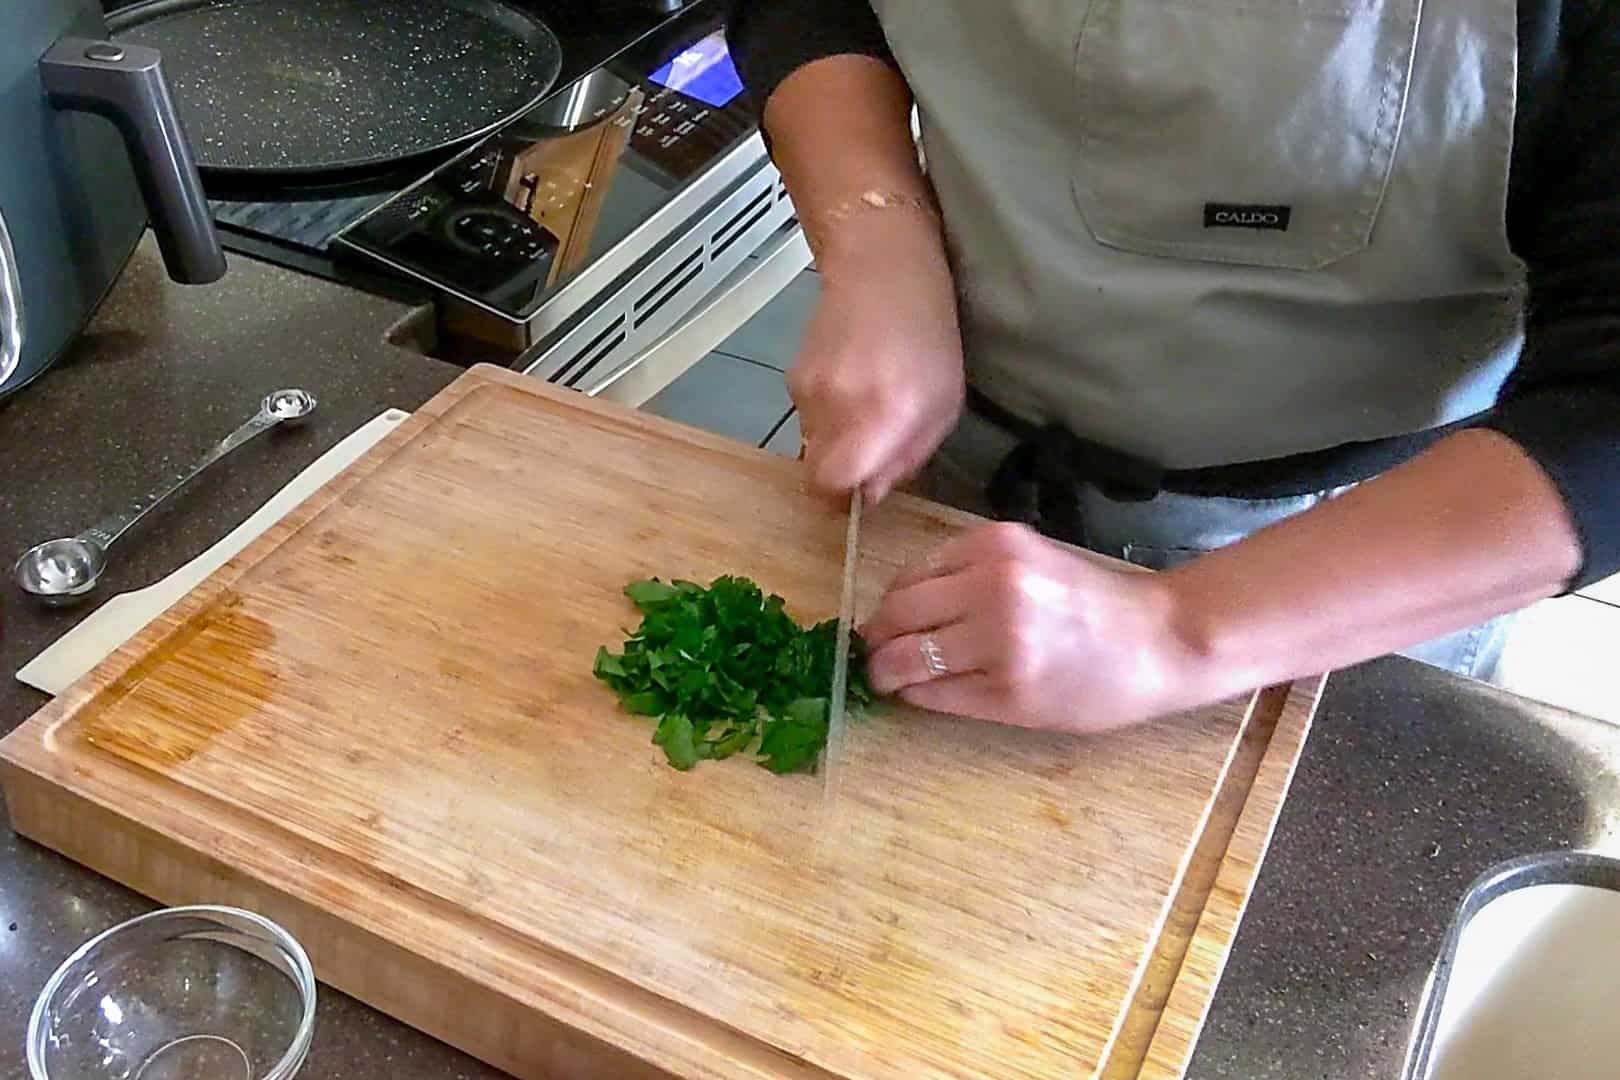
[[647, 30, 744, 108]]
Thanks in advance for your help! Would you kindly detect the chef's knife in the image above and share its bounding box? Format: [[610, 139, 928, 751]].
[[822, 487, 862, 804]]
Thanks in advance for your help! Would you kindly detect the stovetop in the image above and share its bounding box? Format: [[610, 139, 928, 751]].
[[127, 0, 731, 294], [333, 14, 757, 324]]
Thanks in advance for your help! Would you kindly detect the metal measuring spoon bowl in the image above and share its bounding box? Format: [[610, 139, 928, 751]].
[[14, 539, 107, 604], [14, 389, 316, 606], [263, 388, 317, 421]]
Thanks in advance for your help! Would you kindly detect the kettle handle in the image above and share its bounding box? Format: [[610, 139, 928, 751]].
[[40, 38, 225, 285]]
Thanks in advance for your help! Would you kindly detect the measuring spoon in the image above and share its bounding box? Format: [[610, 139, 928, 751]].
[[14, 389, 316, 606]]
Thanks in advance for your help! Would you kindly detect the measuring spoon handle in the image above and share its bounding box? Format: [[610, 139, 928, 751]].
[[80, 405, 282, 551]]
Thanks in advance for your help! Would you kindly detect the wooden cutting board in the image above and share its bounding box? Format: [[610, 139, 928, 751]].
[[1, 366, 1319, 1079]]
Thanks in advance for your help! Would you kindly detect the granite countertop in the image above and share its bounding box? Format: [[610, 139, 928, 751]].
[[1186, 659, 1620, 1078], [0, 237, 501, 1077], [3, 237, 1619, 1079]]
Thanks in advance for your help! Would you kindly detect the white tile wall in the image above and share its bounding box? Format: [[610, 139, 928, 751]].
[[713, 271, 819, 373], [1496, 594, 1620, 724], [762, 409, 800, 457], [1578, 573, 1620, 608], [641, 352, 790, 447]]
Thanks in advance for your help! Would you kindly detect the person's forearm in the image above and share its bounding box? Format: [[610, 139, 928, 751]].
[[763, 56, 944, 276], [1162, 428, 1584, 696]]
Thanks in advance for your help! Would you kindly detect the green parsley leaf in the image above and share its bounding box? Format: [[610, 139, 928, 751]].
[[621, 691, 666, 716], [757, 697, 830, 774], [652, 713, 701, 770], [593, 576, 881, 774], [624, 580, 679, 608], [593, 647, 627, 679], [706, 723, 756, 760]]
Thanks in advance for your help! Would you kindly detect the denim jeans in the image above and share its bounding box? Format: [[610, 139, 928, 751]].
[[915, 409, 1509, 682]]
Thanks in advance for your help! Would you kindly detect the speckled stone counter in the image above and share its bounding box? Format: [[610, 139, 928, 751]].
[[0, 237, 501, 1078], [4, 240, 1620, 1079], [1186, 658, 1620, 1079]]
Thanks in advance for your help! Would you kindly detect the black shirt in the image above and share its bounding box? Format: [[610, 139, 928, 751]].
[[727, 0, 1620, 589]]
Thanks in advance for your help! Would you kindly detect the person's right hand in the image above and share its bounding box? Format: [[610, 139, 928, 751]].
[[789, 210, 965, 503]]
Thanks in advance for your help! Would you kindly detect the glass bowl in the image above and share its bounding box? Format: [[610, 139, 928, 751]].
[[27, 905, 316, 1080]]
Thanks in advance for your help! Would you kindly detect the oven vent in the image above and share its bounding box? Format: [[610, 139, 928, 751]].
[[552, 313, 627, 386], [521, 153, 803, 390], [711, 187, 775, 261], [632, 245, 706, 329], [563, 328, 627, 387]]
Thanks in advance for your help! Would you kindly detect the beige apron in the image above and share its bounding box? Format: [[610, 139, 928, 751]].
[[871, 0, 1524, 468], [874, 0, 1522, 679]]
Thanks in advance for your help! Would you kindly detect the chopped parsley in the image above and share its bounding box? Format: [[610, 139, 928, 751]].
[[593, 576, 878, 773]]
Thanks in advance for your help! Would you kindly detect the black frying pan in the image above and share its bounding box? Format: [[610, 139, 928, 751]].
[[107, 0, 564, 180]]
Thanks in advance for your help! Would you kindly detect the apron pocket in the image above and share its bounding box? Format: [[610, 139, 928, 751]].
[[1071, 0, 1422, 271]]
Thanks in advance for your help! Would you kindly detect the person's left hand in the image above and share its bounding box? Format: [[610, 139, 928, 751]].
[[860, 523, 1210, 732]]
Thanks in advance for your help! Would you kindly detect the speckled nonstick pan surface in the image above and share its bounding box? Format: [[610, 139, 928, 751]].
[[108, 0, 563, 179]]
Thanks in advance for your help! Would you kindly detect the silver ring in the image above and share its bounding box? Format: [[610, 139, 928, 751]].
[[920, 635, 949, 678]]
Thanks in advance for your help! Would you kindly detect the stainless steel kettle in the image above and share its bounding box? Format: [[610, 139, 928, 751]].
[[0, 0, 224, 400]]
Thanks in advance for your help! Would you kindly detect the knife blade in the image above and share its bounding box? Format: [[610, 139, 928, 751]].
[[821, 487, 863, 804]]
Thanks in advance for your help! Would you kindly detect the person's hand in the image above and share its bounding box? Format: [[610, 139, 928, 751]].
[[790, 211, 965, 502], [860, 524, 1215, 732]]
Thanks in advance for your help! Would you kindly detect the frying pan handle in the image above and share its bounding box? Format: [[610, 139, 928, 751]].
[[40, 37, 225, 284]]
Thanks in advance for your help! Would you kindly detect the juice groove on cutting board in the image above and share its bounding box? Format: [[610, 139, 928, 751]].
[[1, 366, 1318, 1079]]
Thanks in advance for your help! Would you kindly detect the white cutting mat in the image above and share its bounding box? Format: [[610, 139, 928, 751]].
[[18, 409, 408, 696]]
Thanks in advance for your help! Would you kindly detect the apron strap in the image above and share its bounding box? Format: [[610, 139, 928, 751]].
[[968, 385, 1475, 515], [970, 387, 1164, 543]]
